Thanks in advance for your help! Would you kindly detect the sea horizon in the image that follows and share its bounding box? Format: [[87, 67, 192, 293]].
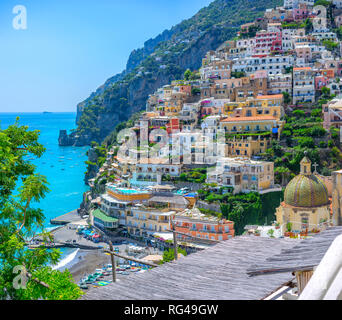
[[0, 111, 76, 114]]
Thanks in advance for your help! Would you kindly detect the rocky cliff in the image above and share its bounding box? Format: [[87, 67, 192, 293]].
[[60, 0, 282, 146]]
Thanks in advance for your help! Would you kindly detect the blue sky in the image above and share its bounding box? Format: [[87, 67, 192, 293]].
[[0, 0, 212, 112]]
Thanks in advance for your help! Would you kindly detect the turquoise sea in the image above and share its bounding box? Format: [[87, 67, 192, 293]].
[[0, 112, 89, 229]]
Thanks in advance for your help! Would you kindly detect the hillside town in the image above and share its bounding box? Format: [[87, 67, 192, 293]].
[[78, 0, 342, 299], [6, 0, 342, 304]]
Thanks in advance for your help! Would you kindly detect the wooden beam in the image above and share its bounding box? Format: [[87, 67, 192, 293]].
[[247, 265, 316, 277], [26, 272, 50, 289], [171, 221, 178, 261], [108, 241, 117, 283], [104, 250, 158, 268]]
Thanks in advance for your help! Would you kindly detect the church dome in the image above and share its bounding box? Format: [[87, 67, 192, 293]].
[[284, 154, 329, 208], [284, 174, 330, 208]]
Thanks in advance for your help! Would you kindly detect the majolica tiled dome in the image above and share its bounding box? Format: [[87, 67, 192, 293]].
[[284, 174, 329, 208]]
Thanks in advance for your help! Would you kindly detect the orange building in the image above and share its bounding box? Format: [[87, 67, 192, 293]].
[[174, 208, 235, 241], [320, 69, 335, 79], [106, 183, 152, 202]]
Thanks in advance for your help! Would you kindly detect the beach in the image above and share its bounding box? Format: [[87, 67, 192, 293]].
[[68, 250, 112, 283]]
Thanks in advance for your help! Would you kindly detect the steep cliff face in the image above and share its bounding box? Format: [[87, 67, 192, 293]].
[[61, 0, 282, 146]]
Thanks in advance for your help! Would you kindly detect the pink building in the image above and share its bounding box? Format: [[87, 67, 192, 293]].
[[179, 85, 192, 96], [254, 31, 282, 55], [315, 76, 329, 90], [293, 6, 309, 21], [323, 99, 342, 130]]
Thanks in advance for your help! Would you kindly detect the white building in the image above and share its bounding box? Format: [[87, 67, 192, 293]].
[[293, 67, 316, 104], [206, 157, 277, 194], [232, 55, 294, 76], [100, 193, 129, 226]]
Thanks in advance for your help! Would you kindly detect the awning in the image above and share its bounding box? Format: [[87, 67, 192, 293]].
[[93, 209, 119, 224]]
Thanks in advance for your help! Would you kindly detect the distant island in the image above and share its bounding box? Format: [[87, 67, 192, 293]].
[[43, 111, 53, 114]]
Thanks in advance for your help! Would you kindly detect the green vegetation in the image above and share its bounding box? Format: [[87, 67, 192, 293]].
[[315, 0, 331, 7], [184, 69, 200, 81], [263, 94, 341, 183], [267, 229, 275, 238], [103, 111, 144, 148], [231, 71, 246, 78], [0, 119, 82, 300], [198, 208, 223, 219], [197, 188, 283, 235], [163, 168, 207, 183], [85, 141, 108, 178], [283, 92, 291, 105], [75, 0, 283, 144], [161, 248, 187, 264], [239, 25, 260, 39], [323, 40, 339, 52]]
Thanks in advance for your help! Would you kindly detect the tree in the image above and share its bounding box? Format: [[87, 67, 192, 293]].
[[323, 40, 338, 52], [283, 92, 291, 105], [191, 87, 201, 96], [184, 69, 192, 81], [275, 166, 291, 186], [321, 86, 331, 98], [161, 248, 187, 263], [0, 119, 83, 300], [303, 18, 313, 33]]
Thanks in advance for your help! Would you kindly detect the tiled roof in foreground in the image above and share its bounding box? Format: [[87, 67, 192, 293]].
[[82, 236, 297, 300], [247, 227, 342, 276]]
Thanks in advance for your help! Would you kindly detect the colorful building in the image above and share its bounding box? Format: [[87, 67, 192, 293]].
[[206, 157, 277, 194], [293, 67, 316, 104], [126, 205, 175, 237], [174, 208, 235, 241]]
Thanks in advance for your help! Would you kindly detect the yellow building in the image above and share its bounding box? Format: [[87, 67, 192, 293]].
[[219, 115, 282, 134], [225, 135, 272, 157], [126, 206, 175, 236], [223, 96, 284, 120], [276, 155, 331, 233]]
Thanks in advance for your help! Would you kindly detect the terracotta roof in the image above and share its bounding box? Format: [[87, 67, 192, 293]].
[[248, 227, 342, 276], [256, 94, 283, 100], [220, 116, 277, 122], [138, 158, 174, 165], [293, 67, 312, 71]]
